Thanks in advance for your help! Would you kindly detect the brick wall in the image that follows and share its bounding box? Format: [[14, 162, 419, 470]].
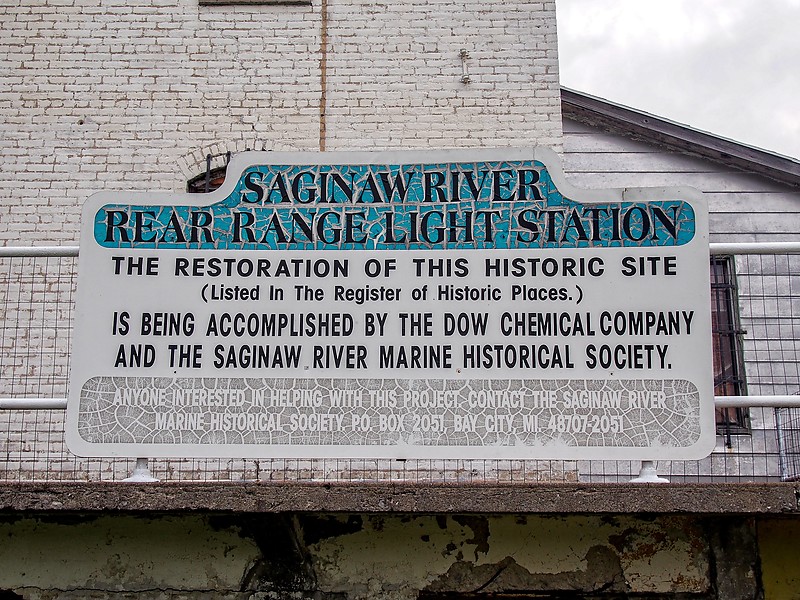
[[0, 0, 561, 245], [0, 0, 561, 479]]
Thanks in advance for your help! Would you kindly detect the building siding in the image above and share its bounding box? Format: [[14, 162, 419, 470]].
[[562, 118, 800, 243], [563, 116, 800, 481]]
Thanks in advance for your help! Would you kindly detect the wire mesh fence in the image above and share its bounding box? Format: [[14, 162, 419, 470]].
[[776, 407, 800, 482], [737, 252, 800, 397], [0, 252, 74, 400], [1, 247, 799, 483]]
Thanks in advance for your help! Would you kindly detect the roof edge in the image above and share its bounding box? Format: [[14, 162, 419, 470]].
[[561, 88, 800, 189]]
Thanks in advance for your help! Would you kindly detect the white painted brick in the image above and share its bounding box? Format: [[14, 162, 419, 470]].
[[1, 0, 561, 244], [0, 0, 562, 481]]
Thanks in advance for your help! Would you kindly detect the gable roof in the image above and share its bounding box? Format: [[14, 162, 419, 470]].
[[561, 88, 800, 189]]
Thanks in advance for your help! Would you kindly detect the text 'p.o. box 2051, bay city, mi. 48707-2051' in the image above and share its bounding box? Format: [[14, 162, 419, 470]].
[[67, 147, 715, 460]]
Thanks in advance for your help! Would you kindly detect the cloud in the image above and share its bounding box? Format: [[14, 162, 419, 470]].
[[557, 0, 800, 158]]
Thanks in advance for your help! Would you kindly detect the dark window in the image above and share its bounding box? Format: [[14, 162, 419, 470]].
[[711, 256, 748, 433], [187, 152, 231, 194]]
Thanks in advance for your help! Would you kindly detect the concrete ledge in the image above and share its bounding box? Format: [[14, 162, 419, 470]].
[[0, 482, 798, 515]]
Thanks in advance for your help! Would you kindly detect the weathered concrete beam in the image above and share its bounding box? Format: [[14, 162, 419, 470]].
[[0, 482, 797, 515]]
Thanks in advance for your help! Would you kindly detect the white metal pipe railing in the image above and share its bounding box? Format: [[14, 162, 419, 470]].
[[3, 241, 800, 484], [714, 395, 800, 408], [709, 241, 800, 255], [3, 397, 798, 485], [0, 241, 799, 258], [0, 398, 68, 410], [0, 241, 799, 413], [0, 245, 79, 257], [4, 396, 800, 411]]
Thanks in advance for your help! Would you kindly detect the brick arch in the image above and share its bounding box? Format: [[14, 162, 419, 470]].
[[176, 140, 271, 185]]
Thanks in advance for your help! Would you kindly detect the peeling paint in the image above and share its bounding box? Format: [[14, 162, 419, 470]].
[[451, 516, 490, 560], [0, 515, 260, 592], [424, 545, 626, 596], [0, 512, 786, 599], [307, 514, 712, 597]]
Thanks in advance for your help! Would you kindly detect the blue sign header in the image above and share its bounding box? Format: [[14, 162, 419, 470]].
[[95, 159, 695, 250]]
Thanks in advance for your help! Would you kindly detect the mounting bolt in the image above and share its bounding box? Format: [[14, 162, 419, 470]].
[[459, 49, 471, 84]]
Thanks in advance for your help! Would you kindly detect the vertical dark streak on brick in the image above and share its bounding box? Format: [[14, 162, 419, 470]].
[[318, 0, 329, 151]]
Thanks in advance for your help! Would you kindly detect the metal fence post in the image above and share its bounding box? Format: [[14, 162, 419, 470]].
[[630, 461, 670, 483], [123, 458, 159, 482]]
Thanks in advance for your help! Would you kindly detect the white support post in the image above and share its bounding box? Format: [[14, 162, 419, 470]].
[[122, 458, 159, 482], [630, 460, 670, 483]]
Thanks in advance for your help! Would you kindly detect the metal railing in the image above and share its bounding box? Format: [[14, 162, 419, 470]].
[[1, 244, 800, 483]]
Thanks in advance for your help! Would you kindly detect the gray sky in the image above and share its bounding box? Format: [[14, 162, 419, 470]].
[[556, 0, 800, 159]]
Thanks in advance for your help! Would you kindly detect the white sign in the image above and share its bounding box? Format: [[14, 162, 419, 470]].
[[67, 148, 715, 459]]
